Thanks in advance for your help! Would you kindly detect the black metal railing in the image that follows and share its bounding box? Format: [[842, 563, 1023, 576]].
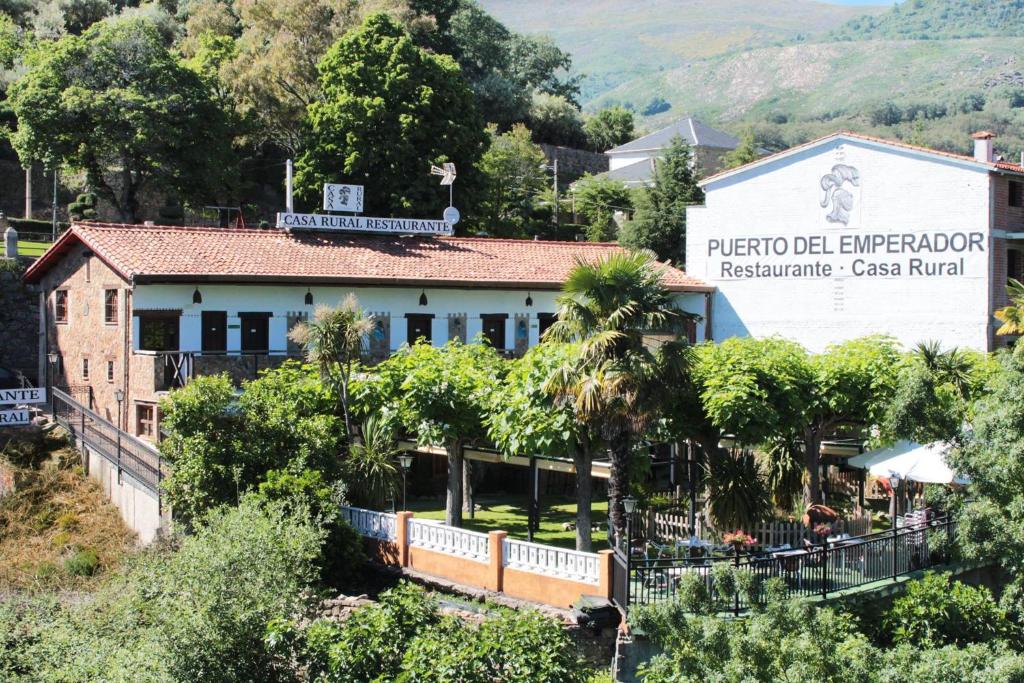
[[51, 387, 163, 494], [618, 516, 957, 613]]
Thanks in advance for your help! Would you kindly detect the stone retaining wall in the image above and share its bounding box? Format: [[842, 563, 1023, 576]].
[[0, 261, 40, 383]]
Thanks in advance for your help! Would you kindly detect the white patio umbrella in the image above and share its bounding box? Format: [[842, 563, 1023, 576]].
[[847, 440, 970, 485]]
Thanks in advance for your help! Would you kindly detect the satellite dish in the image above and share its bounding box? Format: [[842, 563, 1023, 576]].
[[443, 206, 460, 225]]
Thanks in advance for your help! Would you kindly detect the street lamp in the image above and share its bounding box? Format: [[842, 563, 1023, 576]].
[[622, 494, 638, 607], [46, 352, 58, 404], [888, 471, 901, 530], [114, 389, 124, 483], [398, 453, 413, 511]]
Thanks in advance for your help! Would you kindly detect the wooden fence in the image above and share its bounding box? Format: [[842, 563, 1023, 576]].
[[638, 508, 872, 546]]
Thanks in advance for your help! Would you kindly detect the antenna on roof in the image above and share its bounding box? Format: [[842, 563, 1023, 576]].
[[430, 162, 460, 225]]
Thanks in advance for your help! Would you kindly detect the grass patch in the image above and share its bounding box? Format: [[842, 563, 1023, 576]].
[[15, 240, 50, 257], [0, 454, 136, 592], [406, 494, 610, 550]]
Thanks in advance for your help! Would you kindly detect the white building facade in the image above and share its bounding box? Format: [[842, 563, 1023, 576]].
[[686, 132, 1024, 352]]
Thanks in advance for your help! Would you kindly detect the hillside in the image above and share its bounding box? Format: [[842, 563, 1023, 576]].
[[832, 0, 1024, 41], [481, 0, 1024, 158], [478, 0, 884, 101]]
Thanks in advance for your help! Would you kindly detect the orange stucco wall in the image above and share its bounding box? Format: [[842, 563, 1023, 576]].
[[408, 545, 494, 591], [503, 567, 604, 609]]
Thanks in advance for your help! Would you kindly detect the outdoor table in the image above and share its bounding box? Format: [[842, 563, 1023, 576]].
[[772, 549, 809, 589]]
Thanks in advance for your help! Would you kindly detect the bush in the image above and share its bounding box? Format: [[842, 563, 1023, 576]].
[[28, 497, 325, 682], [711, 562, 737, 605], [883, 572, 1020, 648], [63, 548, 99, 576]]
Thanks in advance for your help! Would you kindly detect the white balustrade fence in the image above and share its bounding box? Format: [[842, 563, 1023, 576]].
[[502, 538, 601, 585], [340, 506, 397, 541], [408, 518, 490, 563]]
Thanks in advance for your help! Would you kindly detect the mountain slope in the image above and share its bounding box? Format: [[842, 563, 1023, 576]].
[[478, 0, 884, 100], [831, 0, 1024, 41]]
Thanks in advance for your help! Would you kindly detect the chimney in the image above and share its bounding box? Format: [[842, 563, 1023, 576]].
[[972, 131, 996, 163]]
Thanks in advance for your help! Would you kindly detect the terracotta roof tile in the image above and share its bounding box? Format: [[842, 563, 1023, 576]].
[[24, 223, 710, 292]]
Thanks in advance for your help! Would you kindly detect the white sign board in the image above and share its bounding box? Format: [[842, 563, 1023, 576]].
[[323, 184, 364, 213], [0, 387, 46, 405], [0, 409, 30, 426], [277, 213, 453, 236]]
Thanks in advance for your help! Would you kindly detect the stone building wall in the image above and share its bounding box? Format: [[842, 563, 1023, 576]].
[[540, 144, 608, 184], [0, 259, 40, 384]]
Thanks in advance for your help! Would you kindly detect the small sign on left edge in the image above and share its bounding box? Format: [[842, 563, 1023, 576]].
[[0, 409, 30, 426]]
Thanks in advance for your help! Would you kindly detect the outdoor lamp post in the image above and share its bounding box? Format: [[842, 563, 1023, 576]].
[[114, 389, 124, 482], [889, 471, 901, 530], [46, 352, 58, 405], [398, 453, 413, 511]]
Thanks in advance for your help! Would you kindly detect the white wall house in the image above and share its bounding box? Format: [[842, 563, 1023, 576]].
[[604, 117, 743, 186], [686, 131, 1024, 352], [25, 223, 711, 439]]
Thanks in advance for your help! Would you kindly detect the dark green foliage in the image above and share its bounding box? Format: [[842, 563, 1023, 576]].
[[527, 91, 587, 147], [300, 582, 590, 683], [10, 18, 234, 223], [883, 572, 1020, 648], [296, 13, 487, 218], [571, 173, 631, 242], [63, 547, 99, 576], [642, 97, 671, 116], [619, 136, 703, 265], [159, 363, 345, 524], [67, 192, 97, 222], [703, 449, 773, 531], [721, 129, 760, 169]]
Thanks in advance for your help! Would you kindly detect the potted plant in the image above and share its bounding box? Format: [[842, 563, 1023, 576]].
[[722, 530, 757, 551]]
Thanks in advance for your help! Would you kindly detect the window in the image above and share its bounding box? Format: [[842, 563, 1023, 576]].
[[104, 289, 118, 324], [81, 358, 89, 380], [1011, 181, 1024, 208], [55, 290, 68, 323], [406, 314, 433, 345], [106, 360, 114, 383], [136, 404, 155, 439], [481, 314, 507, 350], [538, 313, 557, 339], [137, 311, 180, 351], [202, 311, 227, 353], [1009, 249, 1023, 284], [239, 312, 271, 353]]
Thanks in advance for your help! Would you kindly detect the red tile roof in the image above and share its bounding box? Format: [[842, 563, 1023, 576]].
[[700, 130, 1024, 185], [24, 223, 710, 292]]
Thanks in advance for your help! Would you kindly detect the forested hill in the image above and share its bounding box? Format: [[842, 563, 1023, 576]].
[[831, 0, 1024, 41]]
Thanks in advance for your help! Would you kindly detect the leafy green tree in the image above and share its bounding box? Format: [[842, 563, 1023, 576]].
[[9, 17, 234, 223], [584, 106, 634, 152], [296, 13, 487, 218], [545, 251, 694, 540], [475, 123, 548, 237], [288, 295, 374, 443], [159, 364, 345, 523], [488, 343, 599, 550], [356, 340, 506, 527], [527, 91, 586, 148], [571, 173, 631, 242], [619, 136, 703, 265], [721, 128, 760, 169]]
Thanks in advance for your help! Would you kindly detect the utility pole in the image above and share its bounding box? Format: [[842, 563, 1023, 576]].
[[24, 165, 31, 219], [552, 158, 559, 227], [51, 169, 58, 241], [285, 159, 294, 214]]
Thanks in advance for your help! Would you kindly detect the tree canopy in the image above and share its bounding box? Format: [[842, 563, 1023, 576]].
[[619, 136, 703, 265], [9, 16, 234, 223], [295, 12, 487, 218]]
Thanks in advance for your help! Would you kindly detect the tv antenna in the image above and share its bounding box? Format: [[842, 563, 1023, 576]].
[[430, 162, 459, 224]]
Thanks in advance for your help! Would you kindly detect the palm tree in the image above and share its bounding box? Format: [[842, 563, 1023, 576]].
[[544, 250, 695, 542], [995, 278, 1024, 336], [288, 294, 374, 443], [346, 412, 400, 509]]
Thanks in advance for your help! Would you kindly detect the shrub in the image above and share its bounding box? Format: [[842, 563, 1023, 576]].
[[303, 582, 440, 683], [883, 572, 1020, 648], [711, 562, 737, 604], [63, 548, 99, 576]]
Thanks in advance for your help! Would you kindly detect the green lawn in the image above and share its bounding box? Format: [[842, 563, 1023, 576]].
[[16, 240, 50, 257], [407, 494, 610, 551]]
